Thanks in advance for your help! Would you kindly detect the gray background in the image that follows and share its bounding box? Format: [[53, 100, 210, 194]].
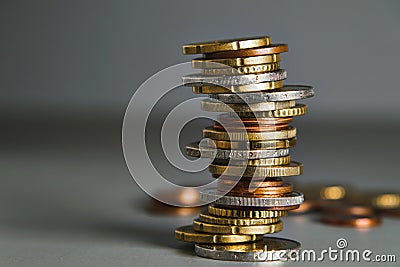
[[1, 0, 399, 266]]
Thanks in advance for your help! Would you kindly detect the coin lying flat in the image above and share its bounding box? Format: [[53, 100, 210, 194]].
[[198, 212, 280, 226], [201, 99, 295, 112], [213, 156, 291, 166], [213, 138, 297, 150], [186, 142, 290, 160], [234, 104, 308, 118], [200, 63, 281, 75], [200, 189, 304, 207], [193, 54, 280, 68], [209, 85, 314, 103], [182, 36, 271, 54], [203, 126, 296, 141], [192, 80, 284, 94], [195, 237, 301, 262], [193, 219, 283, 235], [183, 70, 287, 86], [204, 44, 289, 59], [209, 161, 303, 177], [208, 205, 288, 218], [175, 225, 263, 244]]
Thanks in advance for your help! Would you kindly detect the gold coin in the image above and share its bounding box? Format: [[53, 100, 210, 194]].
[[193, 219, 283, 235], [200, 63, 281, 75], [208, 205, 288, 218], [203, 126, 296, 141], [209, 162, 303, 177], [192, 80, 284, 94], [182, 36, 271, 54], [201, 99, 295, 112], [192, 54, 280, 68], [235, 104, 308, 118], [213, 138, 297, 150], [213, 155, 291, 166], [198, 212, 280, 226], [372, 193, 400, 209], [175, 225, 263, 243]]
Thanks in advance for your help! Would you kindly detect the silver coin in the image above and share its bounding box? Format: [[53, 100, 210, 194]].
[[195, 237, 301, 262], [186, 142, 289, 160], [182, 70, 287, 86], [200, 189, 304, 207], [208, 85, 314, 103]]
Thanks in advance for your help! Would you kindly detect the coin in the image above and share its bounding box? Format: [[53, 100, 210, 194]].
[[175, 225, 263, 243], [203, 126, 296, 141], [201, 99, 295, 112], [209, 85, 314, 103], [183, 70, 287, 86], [193, 219, 283, 235], [213, 123, 289, 132], [218, 177, 283, 187], [372, 193, 400, 209], [209, 162, 303, 177], [215, 204, 301, 211], [208, 205, 288, 218], [213, 138, 297, 150], [182, 36, 271, 54], [218, 116, 293, 125], [200, 63, 281, 75], [200, 189, 304, 207], [213, 156, 291, 166], [204, 44, 289, 59], [198, 212, 280, 226], [289, 200, 319, 214], [195, 237, 301, 262], [320, 214, 382, 228], [192, 80, 284, 94], [186, 142, 290, 160], [193, 54, 280, 68], [224, 183, 293, 196], [234, 104, 308, 118]]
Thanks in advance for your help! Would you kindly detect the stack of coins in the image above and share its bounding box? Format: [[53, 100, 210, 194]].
[[175, 36, 314, 262]]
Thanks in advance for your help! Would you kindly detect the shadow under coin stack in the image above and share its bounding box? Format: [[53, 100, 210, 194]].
[[175, 36, 314, 262]]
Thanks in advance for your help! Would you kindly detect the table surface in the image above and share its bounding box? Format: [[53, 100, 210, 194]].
[[1, 119, 399, 267]]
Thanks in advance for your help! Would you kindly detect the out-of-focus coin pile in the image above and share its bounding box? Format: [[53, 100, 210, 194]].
[[174, 36, 314, 262], [291, 184, 400, 228]]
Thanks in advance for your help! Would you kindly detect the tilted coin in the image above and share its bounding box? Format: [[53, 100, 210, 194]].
[[175, 225, 263, 244], [193, 219, 283, 235], [208, 205, 288, 218], [203, 126, 296, 141], [192, 54, 280, 68], [200, 63, 281, 75], [209, 85, 314, 103], [209, 161, 303, 177], [183, 70, 287, 86], [213, 156, 291, 166], [198, 212, 280, 226], [192, 80, 284, 94], [195, 237, 301, 262], [201, 99, 295, 112], [186, 142, 289, 160], [200, 190, 304, 207], [204, 44, 288, 59], [233, 104, 308, 118], [182, 36, 271, 54], [213, 138, 297, 150]]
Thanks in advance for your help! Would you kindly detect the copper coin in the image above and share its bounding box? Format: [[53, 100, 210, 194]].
[[321, 214, 382, 228], [322, 205, 376, 216], [147, 199, 202, 216], [289, 200, 319, 214], [213, 123, 289, 132], [218, 177, 284, 187], [204, 44, 289, 59], [215, 204, 300, 211], [221, 183, 293, 195], [218, 115, 293, 125]]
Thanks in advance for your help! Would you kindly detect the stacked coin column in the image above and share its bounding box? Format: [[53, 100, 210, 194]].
[[175, 36, 314, 262]]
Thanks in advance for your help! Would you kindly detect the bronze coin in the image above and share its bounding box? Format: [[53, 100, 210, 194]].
[[204, 44, 289, 59], [218, 177, 284, 187], [213, 123, 289, 132], [289, 200, 319, 214], [218, 115, 293, 125], [220, 183, 293, 196], [321, 214, 382, 228], [322, 205, 376, 216]]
